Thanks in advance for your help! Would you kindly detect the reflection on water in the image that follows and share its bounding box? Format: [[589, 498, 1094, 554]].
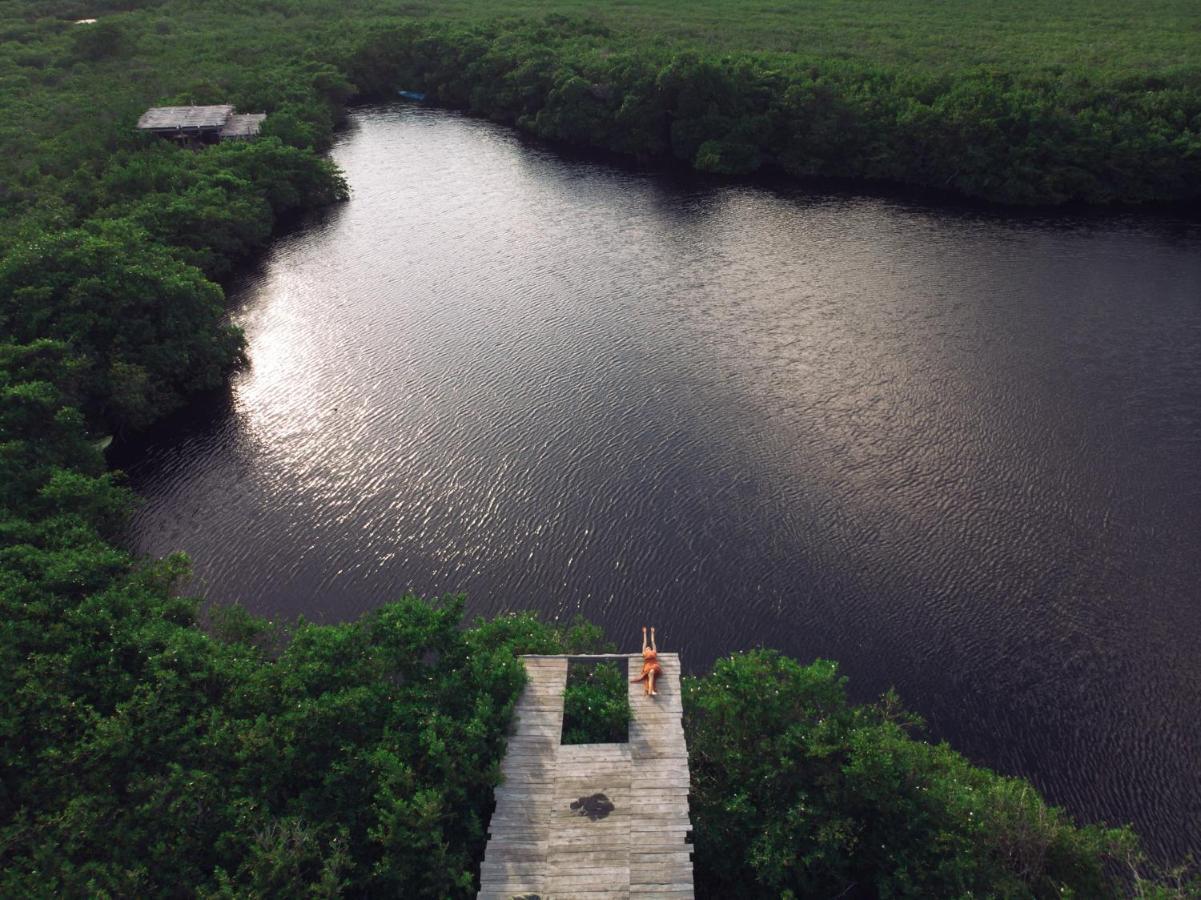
[[119, 106, 1201, 860]]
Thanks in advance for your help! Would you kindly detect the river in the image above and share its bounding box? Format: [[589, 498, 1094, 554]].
[[118, 105, 1201, 860]]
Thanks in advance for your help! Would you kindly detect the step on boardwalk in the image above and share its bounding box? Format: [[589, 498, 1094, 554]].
[[479, 654, 693, 900]]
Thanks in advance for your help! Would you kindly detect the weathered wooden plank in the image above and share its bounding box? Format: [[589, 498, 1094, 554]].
[[548, 843, 630, 855], [627, 812, 691, 822], [480, 866, 546, 879], [552, 835, 635, 845], [545, 877, 633, 890], [547, 846, 630, 857], [631, 865, 695, 877], [631, 883, 695, 889], [494, 773, 556, 783], [483, 849, 546, 862], [630, 767, 690, 774], [479, 655, 692, 900], [636, 861, 689, 873], [552, 779, 632, 790], [629, 802, 688, 813], [630, 851, 694, 862], [631, 873, 695, 884], [630, 774, 689, 783]]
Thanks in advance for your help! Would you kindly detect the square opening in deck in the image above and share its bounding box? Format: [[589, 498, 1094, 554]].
[[560, 659, 630, 744]]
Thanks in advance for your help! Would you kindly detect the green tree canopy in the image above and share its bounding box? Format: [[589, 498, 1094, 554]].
[[684, 651, 1140, 897], [0, 220, 244, 432]]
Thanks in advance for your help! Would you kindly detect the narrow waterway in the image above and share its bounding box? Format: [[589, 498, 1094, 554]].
[[120, 105, 1201, 860]]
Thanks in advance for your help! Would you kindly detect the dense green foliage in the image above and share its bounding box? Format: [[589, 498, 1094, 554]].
[[0, 222, 241, 431], [683, 651, 1183, 897], [561, 660, 631, 745], [0, 134, 345, 433], [3, 0, 1200, 214], [345, 20, 1201, 205]]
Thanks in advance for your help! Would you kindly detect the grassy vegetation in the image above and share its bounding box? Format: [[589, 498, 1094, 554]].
[[388, 0, 1201, 73]]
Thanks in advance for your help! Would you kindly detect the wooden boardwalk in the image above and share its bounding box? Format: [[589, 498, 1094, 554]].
[[479, 654, 693, 900]]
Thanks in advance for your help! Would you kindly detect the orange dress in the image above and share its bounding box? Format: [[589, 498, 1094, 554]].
[[633, 647, 663, 682]]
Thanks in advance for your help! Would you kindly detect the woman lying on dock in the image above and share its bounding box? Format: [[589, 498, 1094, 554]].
[[632, 626, 663, 696]]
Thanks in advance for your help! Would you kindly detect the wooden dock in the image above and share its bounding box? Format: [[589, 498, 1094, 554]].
[[479, 654, 693, 899]]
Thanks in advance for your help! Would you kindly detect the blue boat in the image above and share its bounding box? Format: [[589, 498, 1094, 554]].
[[397, 89, 427, 101]]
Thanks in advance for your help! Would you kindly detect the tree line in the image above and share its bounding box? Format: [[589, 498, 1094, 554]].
[[344, 19, 1201, 206]]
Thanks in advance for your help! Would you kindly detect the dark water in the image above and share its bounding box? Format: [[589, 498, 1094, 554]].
[[120, 106, 1201, 860]]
